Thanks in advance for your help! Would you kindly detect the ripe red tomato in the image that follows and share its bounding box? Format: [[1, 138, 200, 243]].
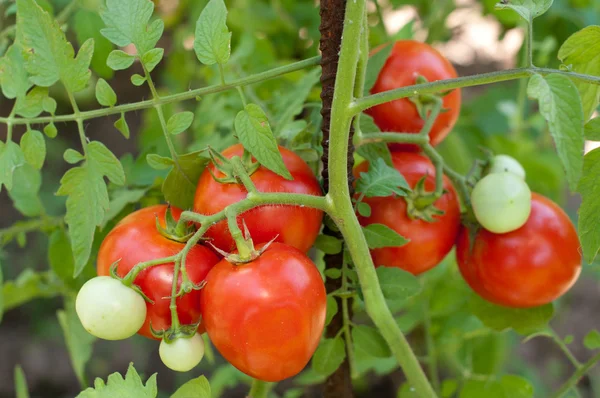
[[193, 144, 323, 253], [355, 152, 460, 275], [456, 193, 582, 308], [97, 205, 219, 339], [200, 242, 326, 382], [366, 40, 461, 149]]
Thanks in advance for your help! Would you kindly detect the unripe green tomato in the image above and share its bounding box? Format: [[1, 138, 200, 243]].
[[75, 276, 147, 340], [488, 154, 526, 179], [159, 334, 205, 372], [471, 173, 532, 234]]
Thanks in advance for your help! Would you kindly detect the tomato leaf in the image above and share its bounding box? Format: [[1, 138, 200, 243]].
[[64, 149, 85, 165], [14, 366, 30, 398], [312, 337, 346, 377], [106, 50, 136, 71], [167, 111, 194, 135], [356, 201, 371, 217], [57, 142, 125, 276], [364, 42, 393, 92], [356, 158, 410, 197], [20, 129, 46, 170], [146, 153, 174, 170], [558, 26, 600, 120], [469, 294, 554, 335], [363, 223, 409, 249], [458, 379, 505, 398], [48, 229, 76, 285], [527, 73, 584, 192], [2, 270, 62, 311], [8, 163, 44, 217], [357, 143, 393, 168], [352, 324, 392, 358], [235, 103, 292, 179], [273, 69, 320, 135], [500, 375, 534, 398], [131, 74, 147, 86], [578, 147, 600, 264], [170, 376, 211, 398], [376, 267, 421, 302], [44, 122, 58, 138], [17, 0, 93, 92], [101, 188, 149, 228], [76, 363, 158, 398], [0, 140, 25, 192], [141, 48, 164, 73], [0, 44, 32, 99], [73, 8, 114, 79], [114, 113, 131, 139], [194, 0, 231, 66], [101, 0, 164, 55], [314, 234, 343, 255], [162, 151, 210, 210], [95, 78, 117, 107], [495, 0, 553, 22], [325, 295, 338, 327], [15, 86, 49, 118], [585, 117, 600, 141], [58, 300, 96, 389], [584, 330, 600, 350]]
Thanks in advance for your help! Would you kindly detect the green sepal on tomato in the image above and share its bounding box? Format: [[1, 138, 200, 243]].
[[200, 242, 327, 382], [193, 144, 324, 253], [97, 205, 219, 339], [355, 151, 461, 275]]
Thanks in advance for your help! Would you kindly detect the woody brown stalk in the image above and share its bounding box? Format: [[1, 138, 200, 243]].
[[319, 1, 355, 397]]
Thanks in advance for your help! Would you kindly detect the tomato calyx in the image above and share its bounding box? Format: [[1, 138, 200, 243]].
[[155, 206, 196, 243], [210, 220, 278, 264], [405, 176, 446, 222], [409, 75, 450, 125], [150, 319, 200, 342], [207, 147, 260, 184], [109, 261, 155, 304]]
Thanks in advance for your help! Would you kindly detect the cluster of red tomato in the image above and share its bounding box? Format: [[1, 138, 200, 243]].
[[363, 40, 582, 308]]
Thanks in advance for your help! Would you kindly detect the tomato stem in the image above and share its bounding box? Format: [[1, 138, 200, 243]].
[[551, 351, 600, 398], [248, 379, 273, 398]]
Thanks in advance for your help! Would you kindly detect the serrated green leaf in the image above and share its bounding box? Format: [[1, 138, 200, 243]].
[[585, 117, 600, 141], [8, 163, 44, 217], [17, 0, 93, 92], [527, 74, 584, 192], [141, 48, 163, 73], [0, 44, 31, 99], [376, 267, 421, 302], [48, 229, 76, 284], [469, 294, 554, 335], [170, 376, 211, 398], [58, 300, 96, 389], [20, 129, 45, 170], [95, 78, 117, 107], [365, 42, 392, 92], [235, 103, 292, 179], [325, 295, 338, 327], [76, 363, 158, 398], [312, 337, 346, 377], [14, 366, 30, 398], [0, 140, 25, 192], [495, 0, 553, 21], [194, 0, 231, 66], [499, 375, 534, 398], [357, 143, 393, 169], [352, 324, 391, 358], [101, 0, 163, 55], [356, 158, 410, 197], [114, 113, 130, 139], [577, 147, 600, 263], [101, 188, 149, 228], [459, 379, 504, 398], [106, 50, 136, 71], [64, 149, 85, 164], [15, 86, 49, 118], [584, 330, 600, 350], [167, 111, 194, 135], [131, 74, 146, 86], [146, 153, 174, 170], [558, 26, 600, 120], [57, 141, 125, 276], [363, 223, 409, 249], [273, 69, 320, 134], [42, 96, 56, 114], [73, 8, 114, 79], [314, 234, 342, 255], [44, 122, 57, 138], [2, 270, 62, 311], [163, 151, 209, 209]]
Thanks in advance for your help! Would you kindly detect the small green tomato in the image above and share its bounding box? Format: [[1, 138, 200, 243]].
[[159, 334, 205, 372], [75, 276, 146, 340], [471, 172, 532, 234], [488, 154, 526, 179]]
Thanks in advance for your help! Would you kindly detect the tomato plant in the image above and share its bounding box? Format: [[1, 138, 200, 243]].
[[366, 40, 461, 149], [200, 242, 326, 382], [457, 193, 582, 308], [96, 205, 219, 339]]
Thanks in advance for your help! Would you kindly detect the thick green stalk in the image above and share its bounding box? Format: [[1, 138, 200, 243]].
[[248, 379, 273, 398], [326, 0, 436, 396]]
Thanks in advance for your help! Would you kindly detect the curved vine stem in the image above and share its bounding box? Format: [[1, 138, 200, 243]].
[[552, 352, 600, 398]]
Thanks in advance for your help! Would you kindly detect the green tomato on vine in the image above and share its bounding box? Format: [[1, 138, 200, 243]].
[[487, 154, 526, 179], [159, 334, 205, 372]]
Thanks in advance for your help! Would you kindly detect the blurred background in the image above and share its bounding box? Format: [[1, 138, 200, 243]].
[[1, 0, 600, 397]]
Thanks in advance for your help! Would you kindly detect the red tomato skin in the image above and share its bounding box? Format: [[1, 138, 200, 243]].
[[366, 40, 461, 149], [200, 243, 326, 382], [456, 193, 582, 308], [193, 144, 323, 253], [97, 205, 219, 339], [355, 152, 460, 275]]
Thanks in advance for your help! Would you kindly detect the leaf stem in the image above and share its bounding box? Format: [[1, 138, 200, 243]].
[[552, 352, 600, 398], [549, 328, 582, 368], [248, 379, 273, 398], [65, 89, 88, 156]]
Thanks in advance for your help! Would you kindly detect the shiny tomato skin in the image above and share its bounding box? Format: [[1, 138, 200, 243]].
[[97, 205, 219, 339], [456, 193, 582, 308], [366, 40, 461, 149], [200, 243, 326, 382], [193, 144, 323, 253], [355, 152, 461, 275]]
